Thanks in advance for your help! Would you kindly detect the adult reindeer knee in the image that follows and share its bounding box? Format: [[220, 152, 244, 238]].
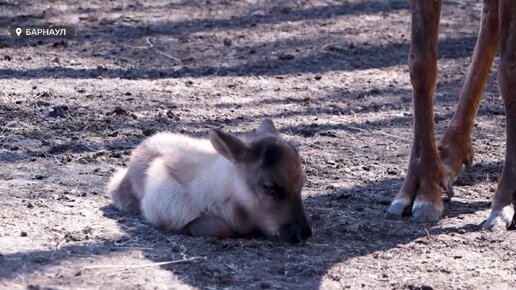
[[387, 0, 516, 229]]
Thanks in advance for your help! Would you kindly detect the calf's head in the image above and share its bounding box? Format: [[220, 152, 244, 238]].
[[209, 119, 312, 245]]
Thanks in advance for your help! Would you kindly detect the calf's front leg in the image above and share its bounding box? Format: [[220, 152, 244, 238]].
[[185, 216, 236, 237]]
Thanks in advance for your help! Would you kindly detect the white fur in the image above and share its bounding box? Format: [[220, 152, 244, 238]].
[[412, 200, 443, 213], [411, 199, 444, 222], [107, 132, 255, 234], [107, 168, 127, 195], [484, 204, 515, 230], [387, 197, 411, 216]]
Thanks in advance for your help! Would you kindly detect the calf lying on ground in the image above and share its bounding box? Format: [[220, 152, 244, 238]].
[[107, 119, 312, 245]]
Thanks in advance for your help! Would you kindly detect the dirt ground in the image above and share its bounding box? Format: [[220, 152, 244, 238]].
[[0, 0, 515, 289]]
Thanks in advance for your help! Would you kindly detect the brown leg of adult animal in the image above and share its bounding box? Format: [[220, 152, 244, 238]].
[[484, 0, 516, 230], [387, 0, 447, 222], [439, 0, 500, 193]]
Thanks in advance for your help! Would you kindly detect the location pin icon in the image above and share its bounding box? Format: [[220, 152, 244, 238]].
[[15, 28, 22, 36]]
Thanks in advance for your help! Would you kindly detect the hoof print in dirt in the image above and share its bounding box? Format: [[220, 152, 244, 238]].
[[107, 106, 128, 116], [223, 38, 232, 46], [278, 53, 295, 60], [292, 124, 319, 137], [45, 105, 69, 118], [142, 128, 157, 136]]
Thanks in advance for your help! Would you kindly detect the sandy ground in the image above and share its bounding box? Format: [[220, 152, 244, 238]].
[[0, 0, 515, 289]]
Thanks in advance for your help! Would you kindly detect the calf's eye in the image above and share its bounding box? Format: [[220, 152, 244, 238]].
[[262, 182, 275, 192], [261, 182, 284, 200]]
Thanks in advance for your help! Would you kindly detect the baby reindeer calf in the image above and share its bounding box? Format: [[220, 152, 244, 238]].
[[107, 119, 312, 245]]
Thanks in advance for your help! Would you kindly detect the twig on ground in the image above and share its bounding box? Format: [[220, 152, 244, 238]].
[[145, 38, 183, 64], [53, 155, 62, 165], [346, 126, 407, 141], [375, 130, 407, 141], [83, 256, 201, 270], [346, 126, 367, 132], [321, 42, 344, 51]]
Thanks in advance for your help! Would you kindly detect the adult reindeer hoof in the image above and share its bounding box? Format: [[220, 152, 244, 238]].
[[387, 189, 445, 222], [483, 205, 515, 231], [386, 197, 411, 219], [411, 199, 443, 222], [387, 157, 449, 222], [387, 198, 443, 222]]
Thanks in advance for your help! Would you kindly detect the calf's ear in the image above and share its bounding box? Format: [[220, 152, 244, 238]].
[[209, 129, 249, 163], [257, 118, 278, 135]]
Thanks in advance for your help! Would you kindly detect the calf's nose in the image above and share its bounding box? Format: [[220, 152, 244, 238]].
[[279, 223, 312, 245]]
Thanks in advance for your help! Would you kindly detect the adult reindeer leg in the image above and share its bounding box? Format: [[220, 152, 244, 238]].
[[439, 0, 500, 191], [387, 0, 448, 222], [484, 0, 516, 230]]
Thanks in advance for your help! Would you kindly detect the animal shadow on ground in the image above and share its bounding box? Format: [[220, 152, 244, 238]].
[[0, 160, 504, 288], [0, 1, 475, 80], [95, 176, 491, 289]]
